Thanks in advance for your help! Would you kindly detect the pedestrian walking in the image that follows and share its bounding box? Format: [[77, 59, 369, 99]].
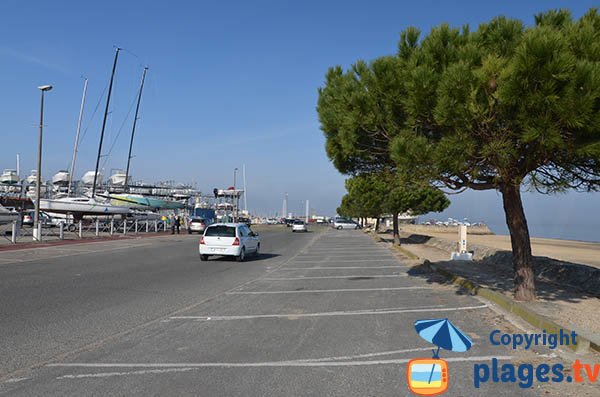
[[175, 215, 181, 234], [170, 214, 175, 234]]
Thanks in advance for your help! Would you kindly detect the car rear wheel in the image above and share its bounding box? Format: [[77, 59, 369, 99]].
[[200, 254, 209, 261], [67, 224, 77, 232], [237, 247, 245, 262], [336, 226, 342, 230]]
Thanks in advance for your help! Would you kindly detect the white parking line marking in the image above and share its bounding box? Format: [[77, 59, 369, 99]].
[[56, 368, 194, 379], [301, 249, 386, 251], [168, 304, 488, 321], [262, 274, 406, 281], [227, 286, 432, 294], [293, 347, 433, 362], [49, 355, 514, 373], [283, 266, 409, 270], [52, 348, 436, 379], [298, 254, 391, 257], [292, 259, 397, 263]]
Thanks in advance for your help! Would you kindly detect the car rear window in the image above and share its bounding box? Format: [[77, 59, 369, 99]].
[[205, 225, 236, 237]]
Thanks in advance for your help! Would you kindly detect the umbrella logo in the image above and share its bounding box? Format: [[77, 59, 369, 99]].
[[407, 318, 473, 396]]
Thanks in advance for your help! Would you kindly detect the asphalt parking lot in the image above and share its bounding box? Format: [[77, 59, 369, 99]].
[[0, 227, 588, 396]]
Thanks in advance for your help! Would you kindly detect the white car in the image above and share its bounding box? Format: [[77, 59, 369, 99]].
[[291, 220, 307, 232], [188, 217, 210, 234], [333, 218, 361, 230], [199, 223, 260, 262]]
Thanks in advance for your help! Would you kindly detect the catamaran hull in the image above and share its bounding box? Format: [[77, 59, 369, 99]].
[[110, 194, 185, 210], [40, 199, 130, 215]]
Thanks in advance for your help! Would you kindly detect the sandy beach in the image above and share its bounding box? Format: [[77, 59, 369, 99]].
[[401, 225, 600, 269]]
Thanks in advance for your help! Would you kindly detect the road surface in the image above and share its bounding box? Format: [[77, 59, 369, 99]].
[[0, 226, 586, 396]]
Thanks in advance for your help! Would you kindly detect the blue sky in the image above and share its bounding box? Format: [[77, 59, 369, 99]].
[[1, 1, 599, 240]]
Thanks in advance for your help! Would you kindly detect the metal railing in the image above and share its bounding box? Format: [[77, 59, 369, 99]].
[[3, 219, 168, 244]]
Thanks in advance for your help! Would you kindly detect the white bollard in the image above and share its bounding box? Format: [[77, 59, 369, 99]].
[[33, 223, 42, 242], [79, 221, 83, 239], [11, 221, 17, 244], [95, 220, 99, 236], [154, 220, 158, 232], [451, 224, 473, 261], [163, 221, 167, 232], [59, 222, 64, 240], [110, 219, 114, 235], [146, 220, 149, 233], [123, 220, 127, 235], [135, 219, 138, 234]]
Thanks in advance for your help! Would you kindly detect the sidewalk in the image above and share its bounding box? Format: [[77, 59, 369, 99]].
[[374, 231, 600, 354], [0, 230, 174, 252]]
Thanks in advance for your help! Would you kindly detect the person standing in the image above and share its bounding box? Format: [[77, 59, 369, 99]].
[[170, 214, 175, 234], [175, 214, 181, 234]]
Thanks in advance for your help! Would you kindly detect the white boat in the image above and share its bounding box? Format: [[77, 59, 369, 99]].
[[172, 191, 192, 199], [216, 202, 234, 210], [0, 204, 18, 225], [81, 170, 102, 185], [129, 185, 153, 195], [108, 170, 130, 186], [25, 170, 38, 184], [26, 184, 47, 199], [216, 188, 244, 197], [40, 197, 131, 216], [0, 169, 19, 185], [52, 170, 70, 185], [398, 212, 418, 223]]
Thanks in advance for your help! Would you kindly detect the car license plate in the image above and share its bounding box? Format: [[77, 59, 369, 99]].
[[210, 248, 225, 252]]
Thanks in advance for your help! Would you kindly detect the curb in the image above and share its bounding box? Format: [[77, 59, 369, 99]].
[[371, 230, 600, 355], [427, 261, 600, 355]]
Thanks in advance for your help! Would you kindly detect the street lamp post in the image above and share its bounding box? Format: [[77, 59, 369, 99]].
[[34, 84, 53, 241], [233, 167, 238, 222]]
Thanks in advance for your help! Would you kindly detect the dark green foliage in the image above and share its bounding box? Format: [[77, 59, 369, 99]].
[[389, 8, 600, 193], [317, 8, 600, 300], [338, 173, 450, 220]]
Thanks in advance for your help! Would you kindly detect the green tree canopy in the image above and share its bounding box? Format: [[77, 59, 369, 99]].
[[318, 8, 600, 301], [337, 173, 450, 243]]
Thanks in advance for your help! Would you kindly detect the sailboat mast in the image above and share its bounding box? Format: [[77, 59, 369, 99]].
[[68, 78, 88, 197], [243, 164, 247, 212], [124, 66, 148, 193], [92, 47, 120, 197]]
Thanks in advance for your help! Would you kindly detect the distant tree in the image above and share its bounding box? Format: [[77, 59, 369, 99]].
[[345, 174, 387, 229], [336, 193, 358, 219], [337, 173, 449, 244], [381, 177, 450, 245], [318, 9, 600, 301]]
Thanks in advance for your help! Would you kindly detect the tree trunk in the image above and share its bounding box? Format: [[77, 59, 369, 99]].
[[375, 217, 380, 232], [500, 182, 535, 301], [392, 212, 400, 246]]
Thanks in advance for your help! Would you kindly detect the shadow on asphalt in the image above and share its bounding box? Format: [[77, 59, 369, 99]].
[[206, 253, 281, 262]]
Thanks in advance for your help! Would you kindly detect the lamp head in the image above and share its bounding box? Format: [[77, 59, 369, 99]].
[[38, 85, 53, 92]]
